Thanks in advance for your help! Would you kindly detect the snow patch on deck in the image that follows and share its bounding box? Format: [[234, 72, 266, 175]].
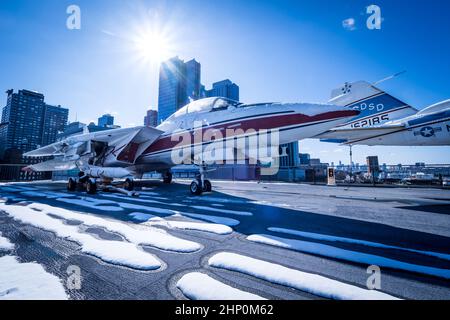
[[269, 227, 450, 261], [247, 234, 450, 280], [0, 232, 14, 251], [0, 203, 164, 270], [177, 272, 266, 300], [209, 252, 399, 300], [0, 255, 67, 300]]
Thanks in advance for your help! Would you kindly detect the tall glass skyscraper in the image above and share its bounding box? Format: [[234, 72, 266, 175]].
[[0, 89, 68, 159], [157, 57, 201, 123], [185, 59, 201, 101]]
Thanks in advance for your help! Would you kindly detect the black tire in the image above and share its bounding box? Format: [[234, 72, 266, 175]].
[[203, 179, 212, 192], [86, 179, 97, 194], [67, 178, 77, 191], [163, 172, 173, 184], [190, 180, 203, 195], [124, 178, 134, 191]]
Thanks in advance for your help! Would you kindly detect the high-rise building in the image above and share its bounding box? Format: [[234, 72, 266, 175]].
[[185, 59, 201, 101], [158, 57, 202, 123], [144, 109, 158, 127], [98, 114, 114, 128], [42, 104, 69, 146], [0, 89, 68, 159], [205, 79, 239, 101]]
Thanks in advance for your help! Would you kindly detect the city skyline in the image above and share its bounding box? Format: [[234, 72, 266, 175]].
[[0, 0, 449, 164], [0, 89, 68, 157]]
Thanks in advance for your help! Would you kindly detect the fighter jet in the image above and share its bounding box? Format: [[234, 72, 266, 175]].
[[24, 97, 359, 195], [315, 80, 450, 146]]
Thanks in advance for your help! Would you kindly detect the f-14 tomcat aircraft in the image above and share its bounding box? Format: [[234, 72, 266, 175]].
[[24, 97, 359, 195], [315, 80, 450, 146]]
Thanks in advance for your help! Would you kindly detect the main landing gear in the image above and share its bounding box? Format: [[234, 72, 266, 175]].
[[66, 173, 137, 196]]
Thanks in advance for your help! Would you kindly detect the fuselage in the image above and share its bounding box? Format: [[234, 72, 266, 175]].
[[136, 97, 359, 169]]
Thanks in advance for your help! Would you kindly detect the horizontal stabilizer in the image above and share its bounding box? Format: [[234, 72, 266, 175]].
[[24, 141, 69, 157], [25, 158, 78, 172], [317, 124, 405, 144]]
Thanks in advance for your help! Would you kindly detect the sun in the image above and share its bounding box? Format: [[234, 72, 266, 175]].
[[133, 29, 172, 65], [135, 31, 170, 63]]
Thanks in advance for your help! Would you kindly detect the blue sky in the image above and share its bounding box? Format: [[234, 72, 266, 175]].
[[0, 0, 449, 164]]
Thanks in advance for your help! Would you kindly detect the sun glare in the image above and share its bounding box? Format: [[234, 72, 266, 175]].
[[134, 29, 172, 64]]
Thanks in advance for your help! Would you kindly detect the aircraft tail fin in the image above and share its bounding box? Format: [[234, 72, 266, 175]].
[[316, 79, 418, 143], [328, 80, 418, 128]]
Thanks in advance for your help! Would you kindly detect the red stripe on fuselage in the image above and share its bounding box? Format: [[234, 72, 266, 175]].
[[143, 110, 358, 155]]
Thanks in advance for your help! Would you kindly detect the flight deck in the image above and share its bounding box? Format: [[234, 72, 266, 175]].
[[1, 180, 449, 300]]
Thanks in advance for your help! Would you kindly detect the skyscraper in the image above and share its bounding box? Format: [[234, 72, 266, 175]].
[[42, 104, 70, 146], [205, 79, 240, 101], [158, 57, 187, 123], [157, 57, 202, 123], [0, 89, 68, 159], [98, 114, 114, 128], [144, 109, 158, 127], [185, 59, 201, 101]]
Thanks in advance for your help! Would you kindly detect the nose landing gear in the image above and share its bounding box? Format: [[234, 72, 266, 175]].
[[189, 179, 212, 195], [190, 163, 213, 195]]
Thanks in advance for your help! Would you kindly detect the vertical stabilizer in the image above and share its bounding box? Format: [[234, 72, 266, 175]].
[[328, 81, 417, 129]]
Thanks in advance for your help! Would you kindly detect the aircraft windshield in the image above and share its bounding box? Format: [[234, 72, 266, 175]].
[[169, 97, 242, 119]]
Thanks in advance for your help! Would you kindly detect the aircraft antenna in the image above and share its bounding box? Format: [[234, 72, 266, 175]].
[[373, 71, 406, 86]]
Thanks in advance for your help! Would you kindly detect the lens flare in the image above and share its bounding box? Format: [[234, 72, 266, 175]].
[[133, 29, 172, 64]]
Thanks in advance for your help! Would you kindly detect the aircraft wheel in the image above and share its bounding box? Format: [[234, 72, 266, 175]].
[[190, 180, 203, 195], [67, 178, 77, 191], [124, 178, 134, 191], [163, 172, 173, 184], [203, 179, 212, 192], [86, 179, 97, 194]]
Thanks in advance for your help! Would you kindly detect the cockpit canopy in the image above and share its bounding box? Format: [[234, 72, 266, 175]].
[[416, 99, 450, 116], [169, 97, 242, 119]]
